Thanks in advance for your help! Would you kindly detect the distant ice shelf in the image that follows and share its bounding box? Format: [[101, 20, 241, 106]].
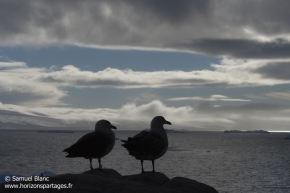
[[143, 128, 184, 133], [165, 129, 184, 133], [37, 130, 74, 133], [224, 130, 269, 133]]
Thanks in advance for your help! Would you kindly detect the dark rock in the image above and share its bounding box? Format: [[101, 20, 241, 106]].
[[83, 168, 123, 179], [0, 169, 219, 193], [161, 177, 219, 193], [123, 172, 170, 186]]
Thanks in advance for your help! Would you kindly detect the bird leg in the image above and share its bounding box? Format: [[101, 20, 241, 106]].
[[152, 160, 155, 172], [98, 158, 102, 170], [96, 158, 109, 174], [141, 160, 145, 173], [89, 158, 93, 170]]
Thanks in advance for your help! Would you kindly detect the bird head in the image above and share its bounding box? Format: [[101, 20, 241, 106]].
[[95, 120, 117, 131], [150, 116, 171, 129]]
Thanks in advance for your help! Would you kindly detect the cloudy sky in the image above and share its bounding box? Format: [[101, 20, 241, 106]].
[[0, 0, 290, 131]]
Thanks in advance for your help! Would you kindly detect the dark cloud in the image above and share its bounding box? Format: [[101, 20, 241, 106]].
[[172, 38, 290, 59], [121, 0, 211, 24], [0, 0, 68, 39], [252, 62, 290, 80], [1, 0, 290, 59], [219, 1, 290, 36], [0, 0, 201, 39], [0, 1, 31, 37]]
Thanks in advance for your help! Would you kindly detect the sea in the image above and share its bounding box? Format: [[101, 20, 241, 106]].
[[0, 130, 289, 193]]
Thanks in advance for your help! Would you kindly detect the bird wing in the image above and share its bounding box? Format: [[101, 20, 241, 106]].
[[132, 130, 150, 139], [138, 132, 168, 158], [122, 130, 167, 160], [121, 131, 149, 157], [63, 131, 112, 157]]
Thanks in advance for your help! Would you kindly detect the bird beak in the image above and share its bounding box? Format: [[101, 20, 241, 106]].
[[111, 125, 117, 130], [164, 120, 172, 125]]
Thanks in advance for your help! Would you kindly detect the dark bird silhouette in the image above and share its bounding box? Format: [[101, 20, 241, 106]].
[[121, 116, 171, 173], [63, 120, 117, 170]]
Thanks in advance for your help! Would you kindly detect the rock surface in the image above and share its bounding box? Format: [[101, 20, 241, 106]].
[[0, 169, 218, 193]]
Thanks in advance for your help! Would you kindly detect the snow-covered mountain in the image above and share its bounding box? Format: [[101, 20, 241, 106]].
[[0, 109, 90, 130]]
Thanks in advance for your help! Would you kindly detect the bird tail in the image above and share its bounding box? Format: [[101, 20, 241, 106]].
[[121, 139, 128, 147], [121, 137, 133, 147], [63, 147, 79, 157], [63, 148, 71, 157], [121, 137, 139, 156]]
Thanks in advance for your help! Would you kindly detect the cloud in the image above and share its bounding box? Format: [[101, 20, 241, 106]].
[[1, 58, 290, 106], [244, 94, 268, 100], [0, 62, 27, 68], [264, 91, 290, 101], [245, 91, 290, 101], [121, 0, 211, 24], [0, 100, 290, 131], [128, 93, 161, 103], [195, 101, 290, 114], [195, 101, 290, 130], [38, 65, 227, 88], [210, 58, 290, 86], [0, 62, 66, 106], [252, 62, 290, 80], [36, 59, 290, 88], [1, 0, 290, 58], [173, 38, 290, 59], [215, 1, 290, 36], [168, 95, 251, 102], [0, 100, 200, 129]]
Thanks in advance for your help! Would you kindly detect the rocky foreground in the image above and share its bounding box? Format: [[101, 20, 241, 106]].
[[0, 169, 218, 193]]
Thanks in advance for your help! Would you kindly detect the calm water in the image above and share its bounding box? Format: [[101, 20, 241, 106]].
[[0, 130, 289, 193]]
